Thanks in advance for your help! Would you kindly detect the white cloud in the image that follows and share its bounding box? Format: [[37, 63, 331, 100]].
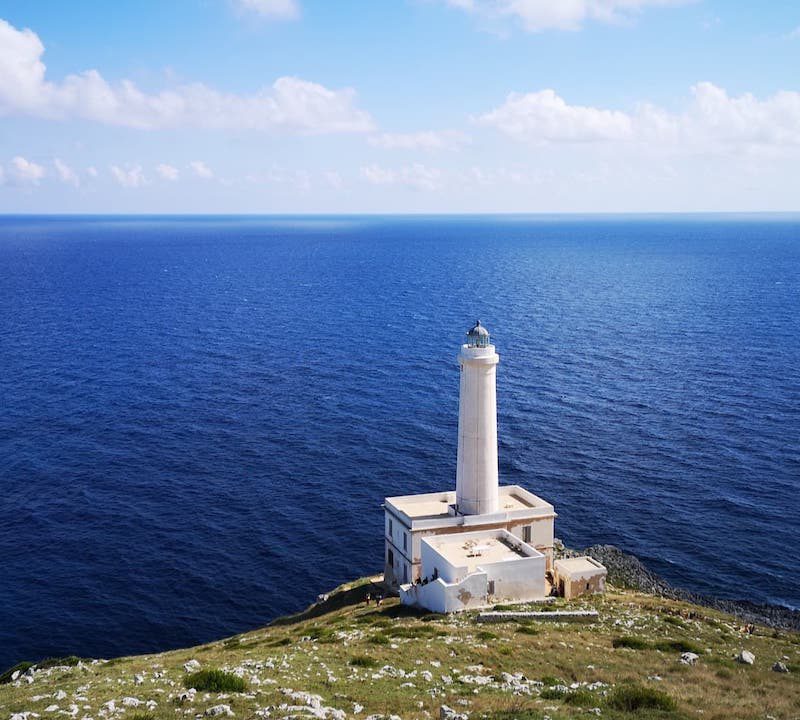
[[477, 88, 632, 142], [236, 0, 300, 20], [0, 18, 373, 134], [325, 170, 344, 189], [189, 161, 214, 179], [789, 25, 800, 39], [53, 158, 79, 186], [110, 164, 146, 188], [443, 0, 691, 32], [11, 156, 45, 184], [478, 82, 800, 150], [156, 163, 180, 181], [361, 163, 443, 191], [368, 130, 470, 151], [87, 166, 98, 178]]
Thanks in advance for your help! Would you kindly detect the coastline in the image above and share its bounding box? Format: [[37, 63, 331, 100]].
[[566, 542, 800, 631]]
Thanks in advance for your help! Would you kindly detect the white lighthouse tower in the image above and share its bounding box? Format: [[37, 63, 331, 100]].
[[455, 321, 500, 516]]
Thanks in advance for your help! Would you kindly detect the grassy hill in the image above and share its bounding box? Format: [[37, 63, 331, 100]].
[[2, 578, 798, 720]]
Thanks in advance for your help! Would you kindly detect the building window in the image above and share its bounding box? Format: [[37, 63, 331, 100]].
[[403, 532, 407, 551], [522, 525, 531, 543], [389, 519, 393, 536], [403, 565, 408, 583], [387, 548, 394, 568], [488, 580, 495, 595]]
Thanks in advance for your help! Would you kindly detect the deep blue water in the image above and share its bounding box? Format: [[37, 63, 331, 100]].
[[1, 215, 799, 670]]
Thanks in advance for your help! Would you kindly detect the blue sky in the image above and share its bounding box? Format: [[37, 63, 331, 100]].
[[0, 0, 798, 213]]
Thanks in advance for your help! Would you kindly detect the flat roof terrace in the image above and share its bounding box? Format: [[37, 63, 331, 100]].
[[385, 485, 554, 523], [428, 534, 530, 573]]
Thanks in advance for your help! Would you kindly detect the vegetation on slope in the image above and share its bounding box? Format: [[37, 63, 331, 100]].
[[1, 578, 798, 720]]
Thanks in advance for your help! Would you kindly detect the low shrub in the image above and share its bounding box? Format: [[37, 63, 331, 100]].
[[653, 639, 702, 654], [563, 690, 596, 707], [0, 661, 34, 684], [184, 669, 247, 693], [662, 615, 687, 628], [37, 656, 83, 670], [539, 675, 563, 687], [515, 625, 539, 636], [605, 684, 677, 712], [265, 637, 292, 647], [540, 687, 567, 700], [477, 630, 498, 641], [369, 633, 390, 645], [612, 636, 649, 650], [349, 655, 377, 668]]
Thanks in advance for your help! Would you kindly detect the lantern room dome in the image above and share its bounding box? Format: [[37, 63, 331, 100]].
[[466, 320, 490, 348]]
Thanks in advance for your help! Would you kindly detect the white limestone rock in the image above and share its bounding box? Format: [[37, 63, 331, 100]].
[[772, 662, 789, 673], [736, 650, 755, 665], [204, 705, 233, 717], [680, 652, 699, 665], [440, 705, 469, 720], [183, 660, 201, 673]]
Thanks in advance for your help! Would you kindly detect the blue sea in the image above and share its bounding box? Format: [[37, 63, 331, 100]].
[[1, 215, 798, 670]]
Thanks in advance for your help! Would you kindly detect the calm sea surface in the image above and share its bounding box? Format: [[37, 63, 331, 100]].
[[1, 215, 798, 669]]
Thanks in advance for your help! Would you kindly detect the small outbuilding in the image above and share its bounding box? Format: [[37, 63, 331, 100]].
[[399, 528, 547, 613], [553, 556, 607, 600]]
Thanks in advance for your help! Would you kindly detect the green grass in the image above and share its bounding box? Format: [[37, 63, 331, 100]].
[[477, 630, 499, 641], [183, 669, 247, 693], [540, 687, 567, 700], [129, 714, 157, 720], [606, 684, 677, 712], [369, 633, 390, 645]]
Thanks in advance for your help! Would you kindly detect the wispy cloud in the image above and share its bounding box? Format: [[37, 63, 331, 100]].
[[110, 164, 146, 188], [0, 18, 373, 134], [235, 0, 300, 21], [189, 161, 214, 179], [156, 163, 180, 181], [368, 130, 470, 152], [53, 158, 79, 186], [361, 163, 443, 191], [11, 156, 45, 184], [442, 0, 693, 32]]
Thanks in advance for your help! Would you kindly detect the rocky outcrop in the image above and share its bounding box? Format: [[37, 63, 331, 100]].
[[573, 543, 800, 632]]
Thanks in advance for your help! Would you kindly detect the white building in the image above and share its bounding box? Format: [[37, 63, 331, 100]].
[[384, 321, 568, 612]]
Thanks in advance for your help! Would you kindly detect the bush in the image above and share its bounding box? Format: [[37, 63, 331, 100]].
[[653, 639, 702, 654], [477, 630, 498, 641], [563, 690, 596, 707], [539, 675, 563, 687], [349, 655, 377, 668], [516, 625, 539, 636], [612, 636, 649, 650], [0, 661, 34, 684], [38, 656, 83, 670], [662, 615, 686, 628], [369, 633, 390, 645], [540, 687, 567, 700], [184, 669, 247, 693], [605, 684, 677, 712]]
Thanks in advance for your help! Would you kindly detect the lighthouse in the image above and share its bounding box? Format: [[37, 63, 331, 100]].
[[382, 319, 571, 605], [455, 320, 500, 516]]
